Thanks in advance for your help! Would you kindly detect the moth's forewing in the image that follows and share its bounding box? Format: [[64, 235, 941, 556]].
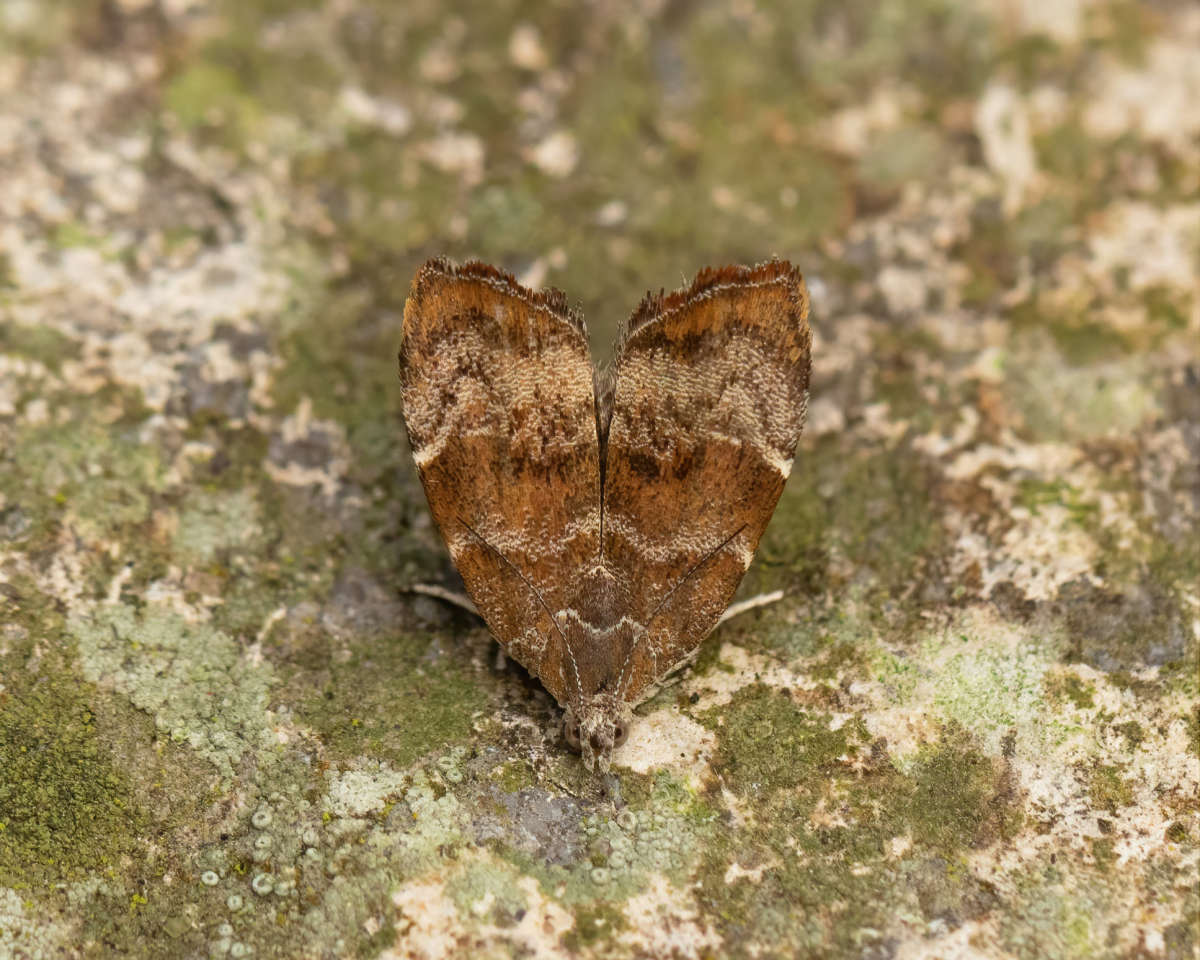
[[601, 262, 811, 703], [398, 259, 601, 707]]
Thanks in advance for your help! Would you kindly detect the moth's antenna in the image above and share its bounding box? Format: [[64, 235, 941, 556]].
[[456, 516, 584, 706], [615, 524, 748, 699]]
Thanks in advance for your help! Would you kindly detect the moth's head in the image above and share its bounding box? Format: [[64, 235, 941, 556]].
[[562, 696, 631, 773]]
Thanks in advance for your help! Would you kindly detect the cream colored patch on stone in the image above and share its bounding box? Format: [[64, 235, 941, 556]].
[[386, 879, 461, 960], [39, 524, 91, 613], [528, 131, 579, 178], [508, 24, 549, 71], [0, 375, 16, 417], [0, 887, 76, 958], [723, 860, 772, 884], [1083, 35, 1200, 155], [806, 395, 846, 436], [812, 312, 874, 377], [858, 702, 942, 765], [420, 131, 485, 184], [1013, 0, 1093, 43], [23, 396, 49, 425], [941, 438, 1148, 601], [618, 708, 716, 786], [912, 406, 980, 458], [820, 83, 923, 156], [117, 240, 288, 333], [386, 872, 571, 960], [887, 835, 913, 859], [478, 877, 573, 959], [143, 567, 220, 622], [105, 561, 134, 605], [107, 330, 178, 411], [976, 81, 1038, 214], [1086, 201, 1200, 293], [338, 85, 412, 136], [689, 642, 820, 711], [859, 401, 910, 443], [877, 264, 927, 314], [618, 874, 722, 960], [894, 917, 1009, 960], [959, 502, 1099, 602]]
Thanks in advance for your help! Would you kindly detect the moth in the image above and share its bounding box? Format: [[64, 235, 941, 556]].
[[399, 258, 811, 771]]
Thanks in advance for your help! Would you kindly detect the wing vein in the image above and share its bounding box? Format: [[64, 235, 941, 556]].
[[456, 515, 583, 705], [617, 523, 748, 696]]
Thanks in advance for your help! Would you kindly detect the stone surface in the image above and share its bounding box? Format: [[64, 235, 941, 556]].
[[0, 2, 1196, 959]]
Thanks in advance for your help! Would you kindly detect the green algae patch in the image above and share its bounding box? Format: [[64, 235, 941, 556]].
[[564, 900, 628, 953], [764, 438, 946, 624], [295, 630, 486, 771], [704, 684, 849, 794], [857, 125, 947, 201], [493, 759, 536, 794], [697, 689, 1022, 956], [0, 649, 145, 887], [0, 320, 80, 372], [1087, 764, 1134, 814], [1044, 671, 1096, 710], [903, 737, 1022, 852], [164, 61, 266, 150]]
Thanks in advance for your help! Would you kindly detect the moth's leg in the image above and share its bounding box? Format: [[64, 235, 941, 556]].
[[406, 583, 480, 618], [717, 589, 784, 625]]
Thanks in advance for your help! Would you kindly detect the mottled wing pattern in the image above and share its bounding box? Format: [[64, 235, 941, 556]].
[[600, 261, 811, 702], [399, 259, 600, 707]]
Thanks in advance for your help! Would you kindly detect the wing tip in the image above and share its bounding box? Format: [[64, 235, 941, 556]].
[[409, 256, 587, 340], [624, 258, 808, 339]]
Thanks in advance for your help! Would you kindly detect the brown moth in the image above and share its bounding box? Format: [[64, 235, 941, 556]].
[[399, 258, 811, 772]]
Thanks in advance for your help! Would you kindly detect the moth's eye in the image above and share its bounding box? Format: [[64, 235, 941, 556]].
[[564, 719, 582, 751], [613, 721, 628, 747]]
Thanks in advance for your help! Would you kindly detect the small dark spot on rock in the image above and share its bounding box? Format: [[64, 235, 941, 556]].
[[0, 506, 32, 541], [213, 322, 270, 358], [208, 450, 231, 476]]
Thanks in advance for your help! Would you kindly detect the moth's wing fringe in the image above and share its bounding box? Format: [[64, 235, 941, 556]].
[[614, 258, 808, 349], [406, 256, 589, 342]]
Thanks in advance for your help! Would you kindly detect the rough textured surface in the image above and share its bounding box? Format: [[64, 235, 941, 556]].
[[0, 1, 1196, 958]]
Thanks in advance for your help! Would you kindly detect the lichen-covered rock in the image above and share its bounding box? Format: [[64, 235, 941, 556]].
[[0, 2, 1196, 958]]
